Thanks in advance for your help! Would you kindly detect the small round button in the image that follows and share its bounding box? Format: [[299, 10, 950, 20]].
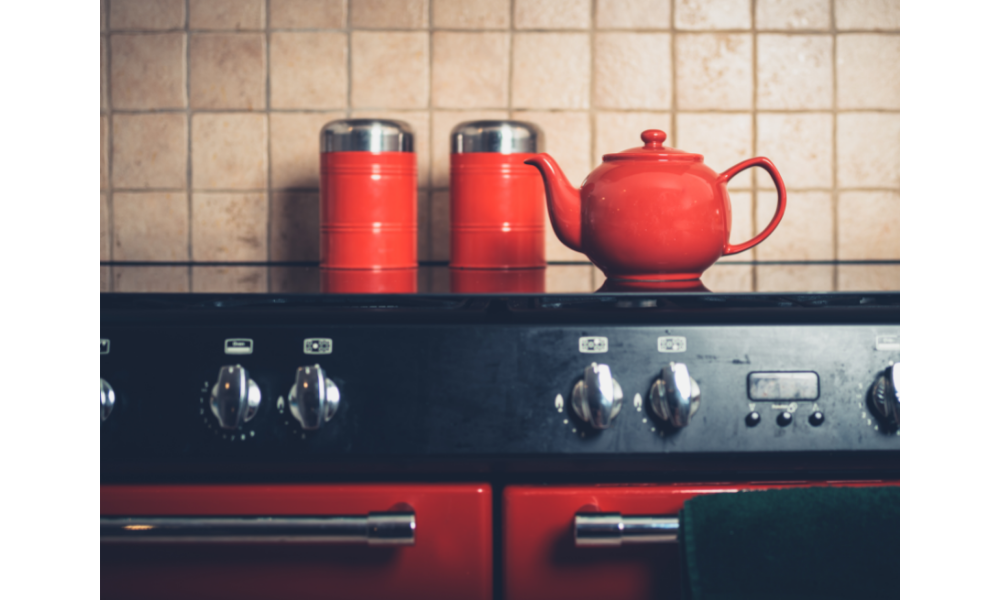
[[776, 411, 793, 427], [808, 411, 825, 426], [745, 411, 761, 427]]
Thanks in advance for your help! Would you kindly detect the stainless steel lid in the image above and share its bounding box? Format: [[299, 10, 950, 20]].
[[451, 120, 544, 154], [321, 119, 414, 152]]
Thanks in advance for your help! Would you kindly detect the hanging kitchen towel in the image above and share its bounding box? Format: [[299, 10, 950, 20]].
[[679, 486, 899, 600]]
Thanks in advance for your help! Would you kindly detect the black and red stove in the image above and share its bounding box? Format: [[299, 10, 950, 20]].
[[100, 290, 900, 600]]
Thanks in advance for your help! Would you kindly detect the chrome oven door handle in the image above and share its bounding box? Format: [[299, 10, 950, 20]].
[[574, 511, 679, 547], [101, 511, 415, 545]]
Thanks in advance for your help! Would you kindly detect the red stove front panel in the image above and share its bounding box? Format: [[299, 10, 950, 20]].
[[101, 483, 493, 600], [503, 481, 899, 600]]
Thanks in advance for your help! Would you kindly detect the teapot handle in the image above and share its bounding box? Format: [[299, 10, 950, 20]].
[[718, 157, 787, 256]]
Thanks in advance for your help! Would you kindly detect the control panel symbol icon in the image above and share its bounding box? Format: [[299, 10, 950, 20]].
[[224, 338, 254, 355], [578, 336, 608, 354], [101, 339, 110, 355], [303, 338, 333, 355]]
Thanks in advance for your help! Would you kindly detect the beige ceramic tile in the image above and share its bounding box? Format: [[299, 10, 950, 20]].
[[757, 35, 833, 110], [430, 190, 450, 261], [270, 112, 346, 189], [424, 266, 451, 293], [675, 0, 750, 30], [546, 265, 593, 293], [112, 192, 189, 261], [114, 266, 190, 292], [514, 0, 591, 29], [270, 0, 347, 28], [101, 116, 109, 191], [512, 33, 591, 109], [352, 111, 430, 188], [190, 0, 265, 29], [271, 192, 320, 261], [701, 264, 753, 291], [190, 33, 265, 110], [109, 33, 186, 109], [675, 113, 753, 189], [836, 34, 899, 109], [753, 191, 833, 260], [512, 111, 591, 185], [756, 264, 834, 292], [270, 32, 348, 109], [594, 112, 672, 166], [591, 265, 606, 290], [433, 32, 509, 108], [192, 113, 268, 190], [112, 113, 188, 189], [543, 213, 589, 262], [834, 0, 899, 30], [836, 113, 899, 188], [101, 0, 108, 31], [430, 110, 508, 187], [756, 0, 830, 30], [101, 193, 111, 261], [192, 267, 268, 292], [836, 264, 899, 291], [270, 267, 321, 293], [756, 113, 832, 189], [109, 0, 185, 29], [351, 32, 429, 108], [718, 191, 753, 262], [433, 0, 510, 28], [351, 0, 429, 28], [101, 265, 111, 292], [675, 34, 752, 110], [837, 191, 899, 260], [192, 193, 268, 261], [101, 36, 108, 111], [596, 0, 671, 29], [594, 33, 672, 110]]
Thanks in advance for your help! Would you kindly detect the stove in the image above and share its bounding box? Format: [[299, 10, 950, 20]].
[[100, 288, 900, 599]]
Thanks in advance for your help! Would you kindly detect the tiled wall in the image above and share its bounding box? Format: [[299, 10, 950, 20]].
[[99, 0, 900, 293]]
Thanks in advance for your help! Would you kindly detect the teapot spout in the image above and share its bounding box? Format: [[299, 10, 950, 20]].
[[524, 153, 582, 253]]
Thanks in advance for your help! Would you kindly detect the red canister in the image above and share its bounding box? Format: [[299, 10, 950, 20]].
[[450, 121, 545, 269], [320, 119, 417, 279]]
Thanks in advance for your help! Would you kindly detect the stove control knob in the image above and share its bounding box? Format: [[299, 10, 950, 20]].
[[288, 365, 340, 430], [649, 362, 701, 428], [869, 362, 900, 431], [210, 365, 261, 430], [571, 363, 623, 430], [100, 378, 115, 421]]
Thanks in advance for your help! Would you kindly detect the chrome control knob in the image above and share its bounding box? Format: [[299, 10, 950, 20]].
[[870, 362, 900, 431], [288, 365, 340, 430], [100, 378, 115, 421], [210, 365, 261, 430], [649, 362, 701, 428], [571, 363, 623, 430]]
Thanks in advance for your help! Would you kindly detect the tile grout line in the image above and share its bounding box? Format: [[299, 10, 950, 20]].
[[831, 0, 839, 291], [185, 0, 193, 292], [589, 0, 597, 290], [751, 0, 758, 292], [265, 0, 273, 291]]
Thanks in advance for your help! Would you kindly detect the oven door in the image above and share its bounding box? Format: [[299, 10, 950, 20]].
[[503, 481, 898, 600], [101, 483, 493, 600]]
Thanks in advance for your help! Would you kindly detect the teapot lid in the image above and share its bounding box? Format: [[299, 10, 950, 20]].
[[603, 130, 703, 162]]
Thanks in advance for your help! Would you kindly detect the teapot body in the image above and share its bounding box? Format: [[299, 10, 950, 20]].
[[581, 160, 731, 281]]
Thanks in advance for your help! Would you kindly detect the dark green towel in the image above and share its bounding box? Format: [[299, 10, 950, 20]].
[[680, 486, 899, 600]]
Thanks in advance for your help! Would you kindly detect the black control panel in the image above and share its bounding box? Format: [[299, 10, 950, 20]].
[[101, 293, 900, 480]]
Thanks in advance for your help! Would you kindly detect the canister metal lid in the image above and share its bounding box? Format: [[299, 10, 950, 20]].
[[451, 120, 544, 154], [321, 119, 414, 152]]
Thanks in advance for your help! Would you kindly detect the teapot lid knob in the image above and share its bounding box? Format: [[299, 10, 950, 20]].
[[640, 129, 667, 149]]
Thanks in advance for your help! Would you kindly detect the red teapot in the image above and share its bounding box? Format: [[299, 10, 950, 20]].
[[525, 130, 787, 282]]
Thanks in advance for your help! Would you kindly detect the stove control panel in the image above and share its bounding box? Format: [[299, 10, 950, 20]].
[[100, 323, 900, 474]]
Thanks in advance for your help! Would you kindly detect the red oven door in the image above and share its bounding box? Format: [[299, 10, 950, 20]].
[[503, 481, 898, 600], [101, 483, 493, 600]]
